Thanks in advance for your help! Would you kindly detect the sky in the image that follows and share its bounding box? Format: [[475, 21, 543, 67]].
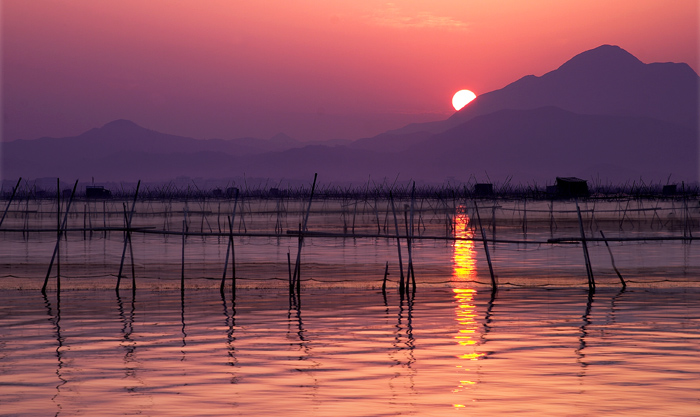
[[2, 0, 698, 143]]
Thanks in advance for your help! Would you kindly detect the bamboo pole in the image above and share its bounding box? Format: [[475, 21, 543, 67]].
[[42, 179, 78, 294], [23, 195, 29, 240], [292, 173, 317, 286], [181, 216, 186, 291], [220, 190, 239, 295], [296, 224, 302, 295], [404, 206, 412, 280], [600, 230, 625, 289], [120, 202, 137, 288], [474, 202, 497, 292], [382, 261, 389, 296], [230, 216, 237, 299], [129, 227, 136, 290], [56, 180, 61, 291], [288, 251, 293, 293], [88, 201, 93, 239], [0, 177, 21, 229], [103, 200, 107, 238], [491, 203, 497, 251], [575, 199, 595, 291], [409, 182, 416, 293], [221, 215, 231, 295], [117, 180, 141, 291], [522, 198, 527, 236], [389, 191, 405, 295]]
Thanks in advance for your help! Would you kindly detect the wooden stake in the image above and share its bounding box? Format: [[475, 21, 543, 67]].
[[0, 177, 21, 229], [42, 179, 78, 294], [382, 261, 389, 296], [220, 190, 239, 295], [181, 216, 186, 290], [389, 191, 405, 295], [409, 182, 416, 292], [231, 191, 239, 297], [288, 251, 293, 293], [220, 215, 231, 295], [296, 224, 302, 295], [292, 173, 317, 285], [600, 230, 626, 289], [576, 199, 595, 291], [474, 202, 497, 292], [117, 180, 141, 291]]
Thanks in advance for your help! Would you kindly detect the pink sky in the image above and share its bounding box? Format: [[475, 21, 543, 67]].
[[2, 0, 698, 142]]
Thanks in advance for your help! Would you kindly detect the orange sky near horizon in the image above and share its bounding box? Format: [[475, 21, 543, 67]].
[[2, 0, 698, 142]]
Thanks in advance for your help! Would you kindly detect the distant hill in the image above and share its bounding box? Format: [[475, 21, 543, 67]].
[[2, 119, 303, 181], [3, 45, 698, 185], [400, 106, 697, 183]]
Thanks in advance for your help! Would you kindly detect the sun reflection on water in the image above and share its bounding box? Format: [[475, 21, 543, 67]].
[[452, 206, 476, 281], [452, 207, 483, 408], [451, 288, 484, 408]]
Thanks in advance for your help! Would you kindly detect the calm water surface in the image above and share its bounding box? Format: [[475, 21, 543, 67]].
[[1, 286, 699, 416], [2, 198, 699, 415]]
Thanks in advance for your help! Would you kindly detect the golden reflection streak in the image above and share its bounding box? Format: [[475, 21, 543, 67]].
[[451, 208, 482, 409], [452, 288, 484, 409], [452, 206, 476, 281]]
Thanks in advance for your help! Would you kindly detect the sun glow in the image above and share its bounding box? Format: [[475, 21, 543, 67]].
[[452, 89, 476, 111], [453, 206, 476, 280]]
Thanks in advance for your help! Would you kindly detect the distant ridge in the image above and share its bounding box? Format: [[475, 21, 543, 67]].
[[3, 45, 698, 185], [402, 106, 697, 182], [384, 44, 698, 138]]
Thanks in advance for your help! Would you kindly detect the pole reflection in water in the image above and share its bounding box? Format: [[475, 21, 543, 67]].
[[117, 292, 141, 393], [43, 292, 65, 414], [221, 295, 237, 384], [286, 293, 319, 394], [389, 295, 416, 402], [452, 206, 476, 281]]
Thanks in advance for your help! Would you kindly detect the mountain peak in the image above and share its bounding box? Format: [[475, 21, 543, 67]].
[[100, 119, 144, 131], [556, 44, 644, 73], [77, 119, 156, 143]]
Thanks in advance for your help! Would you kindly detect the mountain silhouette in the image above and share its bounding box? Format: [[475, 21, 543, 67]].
[[402, 106, 697, 182], [386, 44, 698, 139], [2, 119, 303, 181], [3, 45, 698, 185]]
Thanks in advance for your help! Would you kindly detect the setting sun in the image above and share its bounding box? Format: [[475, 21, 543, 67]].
[[452, 89, 477, 111]]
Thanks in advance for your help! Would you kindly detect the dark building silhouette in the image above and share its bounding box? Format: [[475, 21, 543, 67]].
[[474, 183, 494, 196], [86, 186, 112, 199], [554, 177, 589, 198], [662, 184, 677, 196]]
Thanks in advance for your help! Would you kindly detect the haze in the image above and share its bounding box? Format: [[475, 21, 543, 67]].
[[2, 0, 698, 143]]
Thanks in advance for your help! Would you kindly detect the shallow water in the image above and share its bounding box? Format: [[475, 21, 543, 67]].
[[1, 198, 699, 290], [2, 197, 699, 415], [1, 286, 699, 416]]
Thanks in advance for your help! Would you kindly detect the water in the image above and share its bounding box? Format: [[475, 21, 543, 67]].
[[1, 198, 698, 289], [1, 197, 699, 415], [1, 287, 699, 416]]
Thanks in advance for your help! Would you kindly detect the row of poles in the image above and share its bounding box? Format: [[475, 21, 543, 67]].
[[378, 182, 498, 300], [3, 176, 691, 298]]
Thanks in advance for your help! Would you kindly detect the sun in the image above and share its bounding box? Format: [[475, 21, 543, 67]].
[[452, 89, 477, 111]]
